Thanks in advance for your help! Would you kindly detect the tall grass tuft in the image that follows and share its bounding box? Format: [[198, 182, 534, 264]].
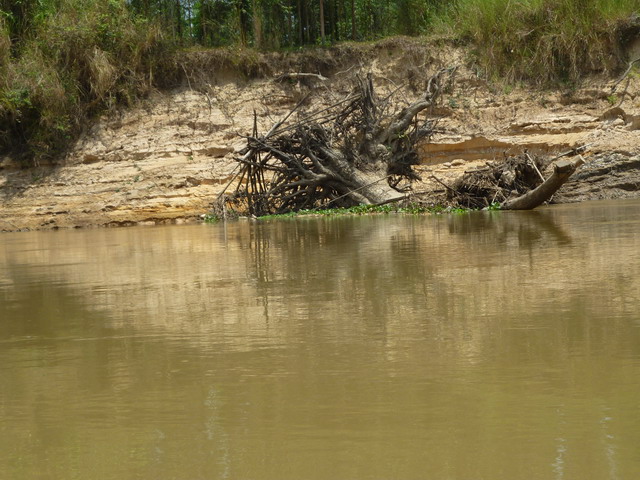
[[442, 0, 639, 84]]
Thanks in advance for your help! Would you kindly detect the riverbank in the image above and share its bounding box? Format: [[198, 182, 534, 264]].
[[1, 38, 640, 232]]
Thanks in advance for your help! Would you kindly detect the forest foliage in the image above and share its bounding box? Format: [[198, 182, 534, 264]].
[[1, 0, 638, 162]]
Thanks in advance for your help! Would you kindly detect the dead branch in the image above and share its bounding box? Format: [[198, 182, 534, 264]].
[[501, 156, 585, 210], [448, 153, 547, 209], [376, 67, 455, 144], [611, 58, 640, 93], [526, 152, 545, 182], [217, 65, 585, 217], [275, 73, 329, 82]]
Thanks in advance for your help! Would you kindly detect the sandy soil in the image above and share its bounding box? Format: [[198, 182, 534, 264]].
[[1, 39, 639, 232]]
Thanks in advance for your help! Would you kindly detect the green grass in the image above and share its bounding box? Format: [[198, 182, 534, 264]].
[[439, 0, 639, 84], [1, 0, 175, 163]]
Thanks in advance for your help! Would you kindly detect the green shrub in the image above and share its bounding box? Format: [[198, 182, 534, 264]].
[[1, 47, 70, 159]]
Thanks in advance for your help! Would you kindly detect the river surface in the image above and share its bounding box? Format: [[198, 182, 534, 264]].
[[1, 199, 640, 480]]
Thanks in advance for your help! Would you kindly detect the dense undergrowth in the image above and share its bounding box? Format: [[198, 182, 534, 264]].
[[1, 0, 176, 163], [1, 0, 638, 164]]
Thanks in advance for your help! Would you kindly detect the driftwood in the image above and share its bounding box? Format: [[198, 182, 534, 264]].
[[225, 68, 455, 216], [447, 150, 586, 210], [501, 156, 585, 210], [448, 153, 546, 209]]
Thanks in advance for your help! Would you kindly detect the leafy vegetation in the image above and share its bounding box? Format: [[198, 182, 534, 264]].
[[1, 0, 175, 162], [1, 0, 638, 162], [255, 202, 492, 219]]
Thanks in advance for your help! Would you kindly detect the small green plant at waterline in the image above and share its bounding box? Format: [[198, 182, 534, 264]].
[[202, 213, 221, 223], [448, 207, 468, 214], [259, 204, 399, 219], [201, 201, 501, 222], [256, 203, 481, 220]]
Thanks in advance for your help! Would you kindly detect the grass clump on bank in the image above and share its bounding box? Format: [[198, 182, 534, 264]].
[[442, 0, 640, 84], [1, 0, 175, 163]]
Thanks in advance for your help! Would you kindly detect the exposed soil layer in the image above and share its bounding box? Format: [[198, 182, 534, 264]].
[[1, 39, 639, 231]]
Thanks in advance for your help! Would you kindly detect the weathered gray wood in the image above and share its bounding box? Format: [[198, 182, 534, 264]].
[[501, 156, 585, 210]]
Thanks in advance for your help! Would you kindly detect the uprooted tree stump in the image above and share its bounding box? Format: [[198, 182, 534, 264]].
[[222, 68, 455, 216]]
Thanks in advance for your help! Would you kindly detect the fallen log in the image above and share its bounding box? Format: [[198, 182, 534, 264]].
[[219, 68, 584, 217], [501, 156, 585, 210], [446, 150, 588, 211], [448, 153, 546, 209]]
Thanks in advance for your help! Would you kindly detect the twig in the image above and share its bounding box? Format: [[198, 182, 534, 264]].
[[180, 63, 193, 91], [272, 93, 360, 136], [262, 92, 312, 140], [525, 153, 545, 182], [274, 72, 328, 82], [429, 175, 457, 193], [611, 58, 640, 93], [216, 163, 242, 199], [548, 143, 593, 162], [335, 65, 357, 76]]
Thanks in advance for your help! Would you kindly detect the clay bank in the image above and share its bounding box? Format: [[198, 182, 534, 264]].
[[2, 40, 640, 232]]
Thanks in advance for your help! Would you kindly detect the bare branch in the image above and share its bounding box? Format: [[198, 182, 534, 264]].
[[275, 73, 329, 82]]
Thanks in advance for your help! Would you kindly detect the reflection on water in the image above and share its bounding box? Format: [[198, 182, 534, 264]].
[[1, 199, 640, 479]]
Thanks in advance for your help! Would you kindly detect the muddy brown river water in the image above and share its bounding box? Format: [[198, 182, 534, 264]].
[[1, 199, 640, 479]]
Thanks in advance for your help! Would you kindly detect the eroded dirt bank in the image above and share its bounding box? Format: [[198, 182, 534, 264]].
[[1, 39, 639, 231]]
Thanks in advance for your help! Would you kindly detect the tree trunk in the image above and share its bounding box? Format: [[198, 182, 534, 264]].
[[501, 157, 585, 210], [237, 1, 249, 46], [252, 0, 262, 48], [319, 0, 326, 43], [315, 145, 405, 205], [351, 0, 356, 40], [297, 0, 303, 45]]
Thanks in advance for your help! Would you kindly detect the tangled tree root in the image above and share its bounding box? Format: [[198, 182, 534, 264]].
[[220, 68, 456, 217]]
